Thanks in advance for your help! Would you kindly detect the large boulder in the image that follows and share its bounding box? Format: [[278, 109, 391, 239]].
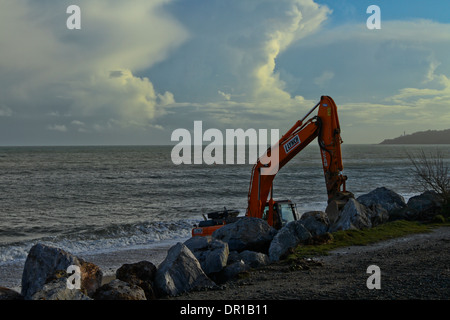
[[326, 193, 355, 225], [369, 204, 389, 226], [405, 191, 443, 221], [212, 217, 277, 253], [31, 277, 92, 300], [329, 198, 372, 232], [357, 187, 406, 214], [268, 221, 312, 262], [116, 261, 157, 300], [219, 260, 248, 283], [238, 250, 270, 269], [155, 243, 216, 297], [93, 279, 146, 300], [215, 250, 269, 284], [21, 243, 103, 300], [299, 211, 329, 236], [184, 237, 229, 275], [389, 191, 444, 221]]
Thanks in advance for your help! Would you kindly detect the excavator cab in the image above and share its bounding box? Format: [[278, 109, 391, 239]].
[[262, 200, 299, 229]]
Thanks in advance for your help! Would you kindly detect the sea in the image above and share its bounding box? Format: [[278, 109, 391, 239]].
[[0, 144, 448, 289]]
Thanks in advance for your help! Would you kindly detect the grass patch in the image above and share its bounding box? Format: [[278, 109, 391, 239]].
[[287, 220, 449, 261]]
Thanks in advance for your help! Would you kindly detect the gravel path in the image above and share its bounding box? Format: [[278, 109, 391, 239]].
[[173, 226, 450, 300]]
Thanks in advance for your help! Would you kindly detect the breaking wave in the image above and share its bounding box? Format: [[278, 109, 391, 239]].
[[0, 219, 196, 264]]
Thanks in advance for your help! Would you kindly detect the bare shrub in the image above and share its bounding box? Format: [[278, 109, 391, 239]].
[[407, 149, 450, 207]]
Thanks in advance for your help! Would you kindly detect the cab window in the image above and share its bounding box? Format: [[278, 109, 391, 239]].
[[262, 205, 275, 221], [279, 203, 296, 225]]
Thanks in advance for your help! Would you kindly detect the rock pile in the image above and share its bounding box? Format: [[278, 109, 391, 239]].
[[1, 187, 445, 300]]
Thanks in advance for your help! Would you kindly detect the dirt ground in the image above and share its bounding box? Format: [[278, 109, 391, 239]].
[[172, 226, 450, 300]]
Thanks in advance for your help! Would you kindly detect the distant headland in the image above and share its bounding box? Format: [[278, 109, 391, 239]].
[[379, 129, 450, 144]]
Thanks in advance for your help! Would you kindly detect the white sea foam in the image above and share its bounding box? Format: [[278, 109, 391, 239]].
[[0, 219, 197, 264]]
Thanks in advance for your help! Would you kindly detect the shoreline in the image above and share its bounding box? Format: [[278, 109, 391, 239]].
[[2, 226, 449, 299], [0, 237, 188, 292], [173, 226, 450, 300]]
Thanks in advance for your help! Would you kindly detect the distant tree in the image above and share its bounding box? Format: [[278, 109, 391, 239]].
[[407, 149, 450, 216]]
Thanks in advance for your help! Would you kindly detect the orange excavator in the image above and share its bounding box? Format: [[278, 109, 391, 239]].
[[192, 96, 349, 237]]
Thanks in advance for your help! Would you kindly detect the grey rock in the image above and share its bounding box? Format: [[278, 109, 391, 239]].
[[93, 279, 146, 300], [238, 250, 270, 269], [226, 251, 241, 265], [406, 191, 443, 220], [31, 277, 92, 300], [329, 198, 372, 232], [357, 187, 406, 213], [155, 243, 216, 297], [326, 193, 356, 225], [220, 260, 249, 282], [184, 237, 229, 275], [116, 261, 157, 300], [299, 211, 329, 236], [21, 243, 102, 300], [212, 217, 277, 253], [387, 206, 409, 221], [369, 204, 389, 226], [269, 221, 311, 262]]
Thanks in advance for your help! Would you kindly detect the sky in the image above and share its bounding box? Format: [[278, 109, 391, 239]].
[[0, 0, 450, 145]]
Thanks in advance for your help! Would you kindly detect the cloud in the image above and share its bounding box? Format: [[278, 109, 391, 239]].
[[314, 71, 334, 87], [47, 124, 68, 132], [71, 120, 85, 126], [271, 19, 450, 142], [276, 20, 450, 100], [68, 69, 176, 128], [251, 1, 330, 106], [0, 0, 334, 144], [218, 91, 231, 101], [0, 0, 188, 136], [423, 56, 441, 83], [2, 1, 449, 145], [0, 105, 12, 117], [151, 0, 331, 132]]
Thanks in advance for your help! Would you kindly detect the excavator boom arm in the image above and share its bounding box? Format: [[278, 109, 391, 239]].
[[246, 96, 347, 221]]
